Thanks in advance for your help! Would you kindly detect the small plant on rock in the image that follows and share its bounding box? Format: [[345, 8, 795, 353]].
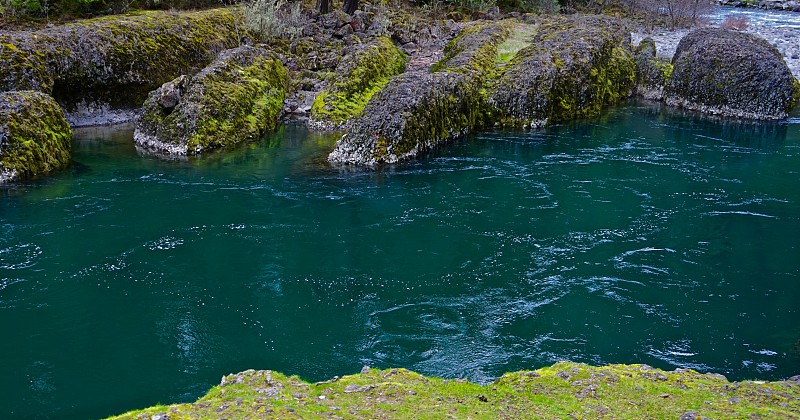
[[721, 15, 749, 31]]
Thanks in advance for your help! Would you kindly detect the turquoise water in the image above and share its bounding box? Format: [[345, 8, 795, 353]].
[[2, 101, 799, 418]]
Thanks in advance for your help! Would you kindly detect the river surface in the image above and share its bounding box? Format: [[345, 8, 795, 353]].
[[2, 101, 800, 418]]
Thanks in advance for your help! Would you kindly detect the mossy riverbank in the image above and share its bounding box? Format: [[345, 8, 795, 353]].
[[108, 362, 800, 419]]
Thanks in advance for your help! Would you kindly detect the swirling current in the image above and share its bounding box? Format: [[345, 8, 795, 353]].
[[1, 101, 799, 418]]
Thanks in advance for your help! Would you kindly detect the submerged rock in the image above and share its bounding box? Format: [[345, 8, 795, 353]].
[[489, 15, 636, 127], [329, 23, 508, 165], [664, 28, 800, 120], [134, 46, 287, 156], [634, 38, 673, 101], [0, 91, 72, 183]]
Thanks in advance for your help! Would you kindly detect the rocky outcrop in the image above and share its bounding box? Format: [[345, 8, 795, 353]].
[[134, 46, 287, 157], [489, 15, 636, 128], [310, 36, 407, 127], [328, 23, 508, 165], [0, 8, 242, 126], [633, 38, 672, 100], [664, 28, 800, 120], [0, 91, 72, 183]]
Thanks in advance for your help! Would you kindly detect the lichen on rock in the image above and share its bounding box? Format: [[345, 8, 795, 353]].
[[329, 22, 509, 165], [310, 36, 407, 127], [664, 28, 800, 120], [134, 45, 288, 157], [0, 91, 72, 183], [489, 15, 636, 127]]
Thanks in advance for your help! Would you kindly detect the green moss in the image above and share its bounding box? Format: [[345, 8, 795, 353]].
[[107, 362, 800, 419], [2, 8, 243, 109], [791, 78, 800, 112], [0, 40, 53, 93], [136, 47, 287, 156], [0, 91, 72, 182], [490, 15, 636, 127], [311, 36, 407, 125]]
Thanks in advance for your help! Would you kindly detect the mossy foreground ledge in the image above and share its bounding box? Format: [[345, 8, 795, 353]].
[[108, 362, 800, 419]]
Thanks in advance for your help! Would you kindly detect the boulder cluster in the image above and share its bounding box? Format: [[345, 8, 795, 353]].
[[1, 7, 799, 182]]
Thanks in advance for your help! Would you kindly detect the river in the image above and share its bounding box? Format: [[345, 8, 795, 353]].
[[1, 100, 799, 418]]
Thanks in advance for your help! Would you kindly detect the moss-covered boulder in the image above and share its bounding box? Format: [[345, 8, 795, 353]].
[[0, 42, 53, 93], [664, 28, 800, 120], [328, 72, 485, 165], [489, 15, 636, 127], [310, 36, 407, 127], [0, 91, 72, 183], [0, 8, 242, 125], [329, 23, 509, 165], [633, 38, 672, 100], [134, 45, 287, 156]]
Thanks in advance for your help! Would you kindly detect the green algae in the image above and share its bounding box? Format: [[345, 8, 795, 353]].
[[310, 36, 407, 126], [106, 362, 800, 419], [0, 91, 72, 182]]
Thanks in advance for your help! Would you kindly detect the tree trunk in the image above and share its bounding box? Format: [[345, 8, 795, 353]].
[[318, 0, 329, 14], [342, 0, 358, 15]]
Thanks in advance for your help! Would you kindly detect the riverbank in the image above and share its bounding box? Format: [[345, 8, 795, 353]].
[[108, 362, 800, 419]]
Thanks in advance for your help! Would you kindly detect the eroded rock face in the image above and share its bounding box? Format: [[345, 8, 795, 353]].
[[634, 38, 672, 100], [328, 23, 508, 165], [134, 46, 287, 157], [489, 15, 636, 127], [0, 91, 72, 183], [664, 28, 800, 120]]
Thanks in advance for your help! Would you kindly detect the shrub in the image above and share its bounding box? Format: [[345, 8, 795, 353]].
[[243, 0, 306, 41], [721, 15, 748, 31]]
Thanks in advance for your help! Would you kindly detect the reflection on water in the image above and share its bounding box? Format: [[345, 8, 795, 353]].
[[1, 101, 799, 419]]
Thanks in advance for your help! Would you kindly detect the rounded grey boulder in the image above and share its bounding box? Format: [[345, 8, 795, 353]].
[[664, 28, 800, 120]]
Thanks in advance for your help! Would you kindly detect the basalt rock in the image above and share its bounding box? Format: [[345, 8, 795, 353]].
[[328, 23, 508, 165], [0, 91, 72, 183], [328, 71, 484, 165], [634, 38, 672, 101], [0, 8, 242, 126], [134, 46, 287, 157], [0, 43, 53, 93], [489, 15, 636, 127], [664, 28, 800, 120]]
